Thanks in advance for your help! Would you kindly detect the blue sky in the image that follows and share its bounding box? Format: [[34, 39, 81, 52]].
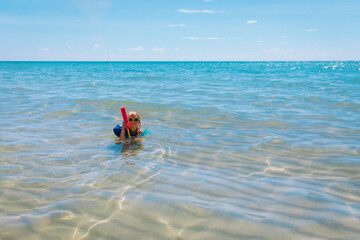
[[1, 0, 359, 61]]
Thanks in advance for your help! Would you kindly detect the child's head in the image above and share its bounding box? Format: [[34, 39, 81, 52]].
[[128, 111, 141, 130]]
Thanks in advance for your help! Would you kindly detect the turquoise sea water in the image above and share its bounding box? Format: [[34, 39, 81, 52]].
[[1, 61, 360, 239]]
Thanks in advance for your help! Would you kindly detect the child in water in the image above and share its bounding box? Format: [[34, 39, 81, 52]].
[[113, 110, 150, 143], [118, 111, 143, 141]]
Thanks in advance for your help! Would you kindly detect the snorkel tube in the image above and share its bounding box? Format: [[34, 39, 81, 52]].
[[121, 107, 131, 138]]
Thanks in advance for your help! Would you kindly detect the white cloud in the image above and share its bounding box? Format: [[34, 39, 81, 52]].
[[168, 24, 187, 27], [246, 20, 258, 24], [129, 46, 144, 51], [184, 37, 200, 40], [41, 47, 49, 51], [178, 9, 215, 14], [204, 0, 213, 2], [184, 37, 220, 40], [92, 44, 100, 51], [306, 29, 319, 32], [152, 47, 165, 52], [256, 40, 264, 43]]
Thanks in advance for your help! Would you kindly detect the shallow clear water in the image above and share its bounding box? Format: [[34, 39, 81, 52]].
[[1, 61, 360, 239]]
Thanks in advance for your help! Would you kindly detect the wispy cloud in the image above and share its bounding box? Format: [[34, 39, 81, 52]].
[[129, 46, 144, 51], [92, 44, 100, 51], [204, 0, 213, 2], [168, 24, 187, 27], [41, 47, 49, 51], [178, 9, 215, 14], [152, 47, 165, 52], [184, 37, 200, 40], [246, 20, 258, 24], [184, 37, 220, 40], [306, 29, 319, 32]]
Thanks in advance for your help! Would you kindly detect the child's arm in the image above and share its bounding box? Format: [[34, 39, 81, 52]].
[[120, 121, 128, 141]]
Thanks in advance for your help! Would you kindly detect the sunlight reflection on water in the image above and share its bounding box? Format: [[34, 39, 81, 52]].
[[1, 62, 360, 239]]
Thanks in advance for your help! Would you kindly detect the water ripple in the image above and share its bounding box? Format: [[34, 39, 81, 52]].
[[1, 61, 360, 239]]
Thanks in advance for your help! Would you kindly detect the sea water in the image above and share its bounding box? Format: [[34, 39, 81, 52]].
[[0, 61, 360, 239]]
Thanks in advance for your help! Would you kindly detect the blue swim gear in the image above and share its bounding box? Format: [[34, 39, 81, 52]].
[[113, 125, 151, 138]]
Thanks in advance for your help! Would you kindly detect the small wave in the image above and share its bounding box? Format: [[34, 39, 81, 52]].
[[14, 87, 31, 91], [330, 101, 360, 111], [42, 109, 81, 119], [245, 119, 292, 129], [75, 99, 156, 110], [0, 144, 35, 154]]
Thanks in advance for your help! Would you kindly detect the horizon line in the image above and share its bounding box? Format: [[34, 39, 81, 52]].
[[1, 60, 359, 63]]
